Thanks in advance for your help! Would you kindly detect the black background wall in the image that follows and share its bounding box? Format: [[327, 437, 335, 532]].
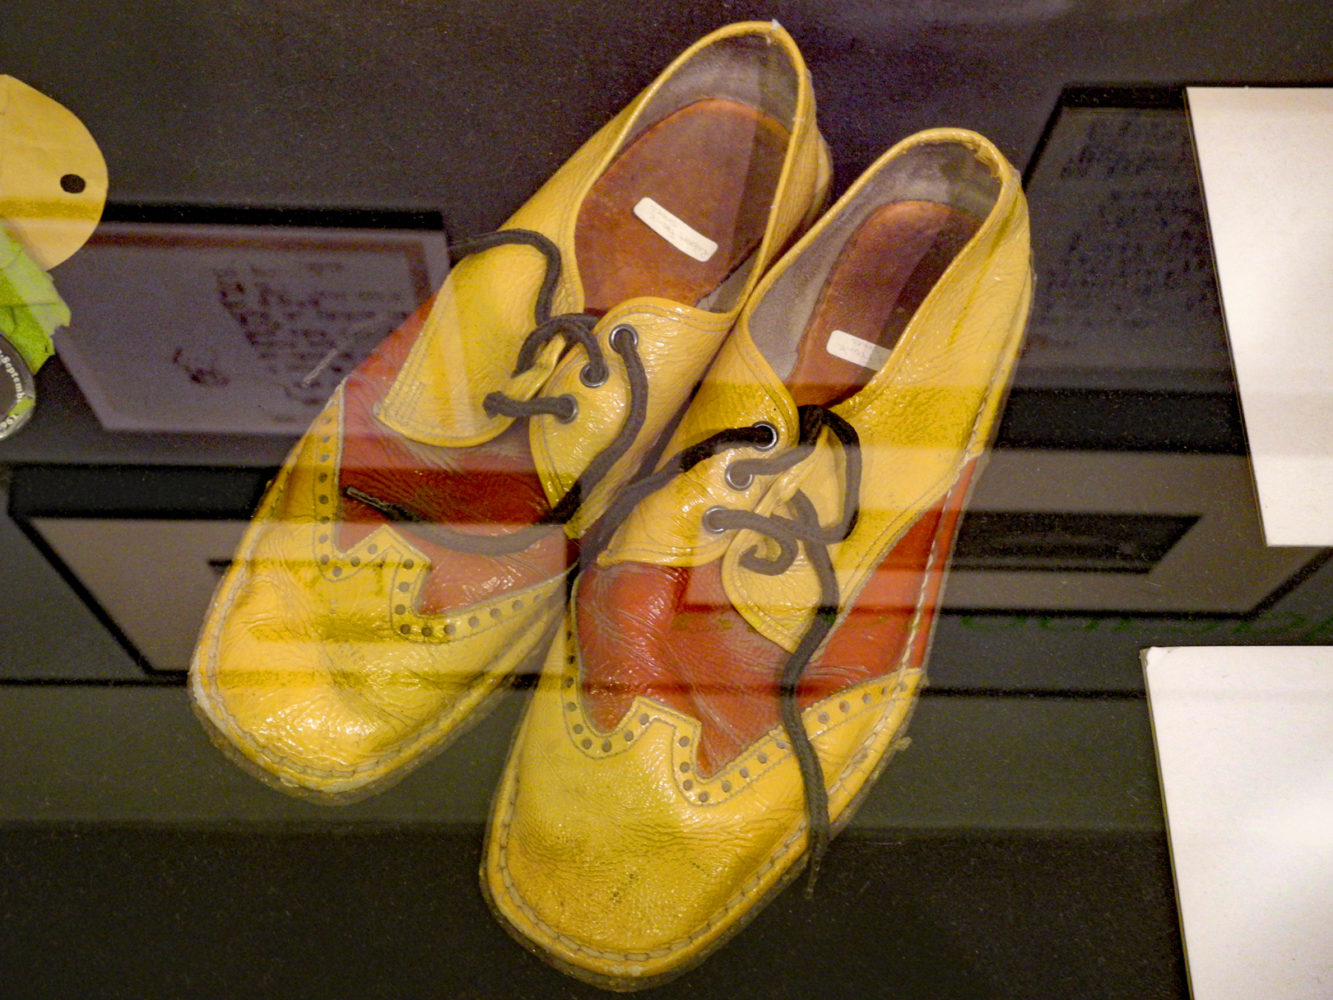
[[5, 1, 1330, 236]]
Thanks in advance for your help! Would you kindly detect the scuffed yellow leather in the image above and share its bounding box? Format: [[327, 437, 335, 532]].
[[486, 608, 926, 987], [191, 21, 831, 799], [192, 390, 567, 797], [486, 129, 1033, 985], [0, 75, 107, 269]]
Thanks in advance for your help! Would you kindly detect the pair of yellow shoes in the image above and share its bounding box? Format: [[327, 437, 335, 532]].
[[190, 21, 1032, 990]]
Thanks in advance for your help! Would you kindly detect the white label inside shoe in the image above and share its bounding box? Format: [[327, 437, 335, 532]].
[[633, 197, 718, 263], [826, 329, 891, 371]]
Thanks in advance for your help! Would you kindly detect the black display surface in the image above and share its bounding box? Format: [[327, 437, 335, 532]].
[[0, 827, 1185, 1000]]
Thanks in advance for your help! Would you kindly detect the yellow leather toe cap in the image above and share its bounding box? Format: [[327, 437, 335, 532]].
[[191, 393, 565, 798], [485, 620, 922, 986]]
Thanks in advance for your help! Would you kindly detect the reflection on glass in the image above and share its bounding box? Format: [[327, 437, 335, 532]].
[[0, 75, 106, 439]]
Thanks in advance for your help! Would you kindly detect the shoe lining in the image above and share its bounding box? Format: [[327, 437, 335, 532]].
[[575, 97, 789, 314], [750, 140, 1002, 384], [784, 201, 982, 408], [628, 31, 799, 147]]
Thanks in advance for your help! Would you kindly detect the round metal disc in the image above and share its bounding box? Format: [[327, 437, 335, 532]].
[[0, 333, 37, 440]]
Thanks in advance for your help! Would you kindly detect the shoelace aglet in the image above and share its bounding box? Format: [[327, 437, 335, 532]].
[[802, 843, 826, 898]]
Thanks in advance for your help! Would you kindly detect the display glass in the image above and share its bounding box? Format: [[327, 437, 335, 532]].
[[2, 5, 1330, 998]]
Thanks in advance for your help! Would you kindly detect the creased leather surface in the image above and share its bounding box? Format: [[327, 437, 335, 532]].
[[486, 128, 1033, 987], [607, 128, 1032, 650], [484, 467, 967, 984], [191, 21, 830, 799], [192, 309, 568, 797]]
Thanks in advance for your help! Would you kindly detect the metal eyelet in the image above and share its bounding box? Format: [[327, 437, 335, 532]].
[[725, 465, 753, 491], [556, 395, 578, 423], [702, 506, 729, 533], [579, 363, 608, 388], [753, 421, 778, 450], [608, 324, 638, 350]]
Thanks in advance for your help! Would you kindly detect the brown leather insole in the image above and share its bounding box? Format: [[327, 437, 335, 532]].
[[786, 200, 982, 407], [574, 97, 790, 312]]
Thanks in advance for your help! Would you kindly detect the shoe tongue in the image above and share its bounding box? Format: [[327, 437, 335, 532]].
[[528, 298, 737, 529], [598, 325, 831, 650], [376, 242, 569, 448]]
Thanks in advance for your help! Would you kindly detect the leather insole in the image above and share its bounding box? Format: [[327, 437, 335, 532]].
[[575, 97, 790, 313], [786, 200, 982, 407]]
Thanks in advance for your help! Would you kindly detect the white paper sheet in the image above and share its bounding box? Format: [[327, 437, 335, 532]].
[[52, 222, 448, 435], [1188, 88, 1333, 546], [1023, 102, 1234, 393], [1143, 645, 1333, 1000]]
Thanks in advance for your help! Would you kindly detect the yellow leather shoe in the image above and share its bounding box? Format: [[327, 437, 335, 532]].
[[190, 21, 832, 800], [485, 128, 1032, 988]]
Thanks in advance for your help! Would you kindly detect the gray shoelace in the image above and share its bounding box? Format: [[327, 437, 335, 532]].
[[587, 404, 863, 891], [343, 228, 649, 553]]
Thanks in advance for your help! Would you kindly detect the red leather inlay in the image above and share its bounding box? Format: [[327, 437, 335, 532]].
[[579, 461, 975, 776], [332, 302, 568, 615]]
